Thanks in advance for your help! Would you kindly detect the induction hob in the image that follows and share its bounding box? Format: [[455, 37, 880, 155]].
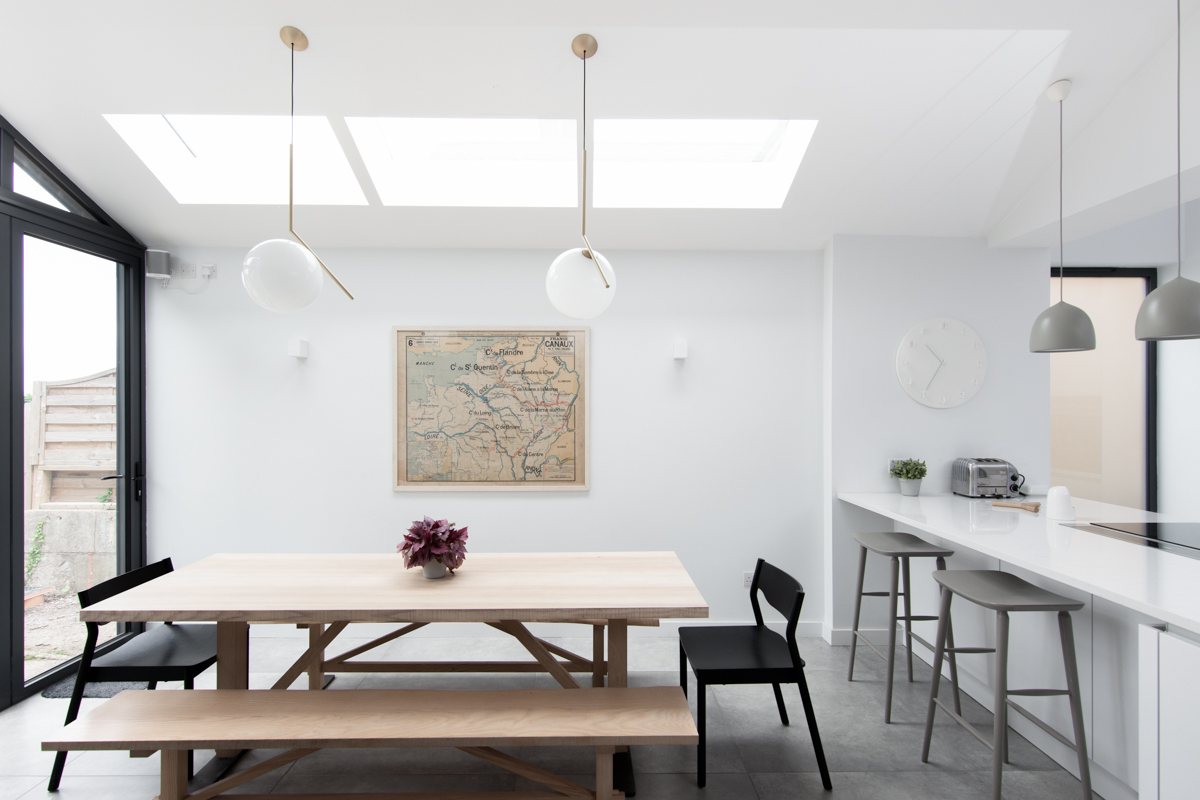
[[1082, 521, 1200, 560]]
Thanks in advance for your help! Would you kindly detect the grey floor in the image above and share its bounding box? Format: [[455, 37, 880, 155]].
[[0, 633, 1097, 799]]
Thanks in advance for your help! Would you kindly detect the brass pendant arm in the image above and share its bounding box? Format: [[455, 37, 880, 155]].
[[579, 149, 610, 289], [288, 144, 354, 300]]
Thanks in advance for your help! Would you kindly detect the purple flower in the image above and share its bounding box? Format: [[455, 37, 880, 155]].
[[398, 517, 469, 571]]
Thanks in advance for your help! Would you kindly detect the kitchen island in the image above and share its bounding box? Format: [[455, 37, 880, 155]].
[[838, 492, 1200, 800]]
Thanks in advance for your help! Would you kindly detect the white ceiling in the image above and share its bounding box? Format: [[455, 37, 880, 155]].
[[1, 0, 1195, 251]]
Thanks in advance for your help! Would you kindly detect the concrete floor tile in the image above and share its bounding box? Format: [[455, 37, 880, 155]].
[[0, 778, 40, 800], [15, 775, 160, 800]]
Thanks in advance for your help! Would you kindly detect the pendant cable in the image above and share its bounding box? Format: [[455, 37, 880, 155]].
[[577, 46, 608, 287], [1059, 95, 1065, 302]]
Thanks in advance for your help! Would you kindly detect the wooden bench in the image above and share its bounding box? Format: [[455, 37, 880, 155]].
[[42, 686, 697, 800]]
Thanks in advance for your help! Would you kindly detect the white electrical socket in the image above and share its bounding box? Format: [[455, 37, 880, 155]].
[[179, 263, 197, 279], [743, 572, 754, 589], [199, 264, 217, 279]]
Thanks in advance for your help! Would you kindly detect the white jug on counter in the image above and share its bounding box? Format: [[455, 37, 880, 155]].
[[1045, 486, 1076, 521]]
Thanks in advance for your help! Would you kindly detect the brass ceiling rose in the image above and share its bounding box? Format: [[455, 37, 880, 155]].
[[572, 34, 598, 59], [279, 26, 309, 51]]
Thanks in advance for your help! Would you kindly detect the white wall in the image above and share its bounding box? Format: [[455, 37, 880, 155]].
[[1158, 200, 1200, 518], [822, 235, 1051, 641], [145, 247, 825, 630]]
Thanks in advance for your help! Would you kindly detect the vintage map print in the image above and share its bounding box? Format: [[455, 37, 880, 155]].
[[394, 329, 588, 490]]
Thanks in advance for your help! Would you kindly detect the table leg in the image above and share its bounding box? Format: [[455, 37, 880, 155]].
[[216, 622, 248, 757], [592, 624, 605, 688], [307, 624, 326, 690], [607, 619, 635, 797]]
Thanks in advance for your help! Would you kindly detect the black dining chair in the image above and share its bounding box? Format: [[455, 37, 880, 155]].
[[48, 558, 219, 792], [679, 558, 832, 790]]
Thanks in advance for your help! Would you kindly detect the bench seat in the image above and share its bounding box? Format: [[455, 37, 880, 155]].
[[43, 687, 696, 800]]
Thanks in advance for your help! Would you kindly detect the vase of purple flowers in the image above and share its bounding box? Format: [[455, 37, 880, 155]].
[[398, 517, 469, 579]]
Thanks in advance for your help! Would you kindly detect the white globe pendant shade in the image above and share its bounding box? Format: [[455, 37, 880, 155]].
[[546, 247, 616, 319], [241, 239, 324, 313], [1135, 276, 1200, 340], [1030, 301, 1097, 352]]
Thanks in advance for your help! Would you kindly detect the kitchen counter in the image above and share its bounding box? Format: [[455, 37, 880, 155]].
[[837, 492, 1200, 635]]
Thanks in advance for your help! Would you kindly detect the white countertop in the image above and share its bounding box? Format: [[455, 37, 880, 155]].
[[838, 492, 1200, 634]]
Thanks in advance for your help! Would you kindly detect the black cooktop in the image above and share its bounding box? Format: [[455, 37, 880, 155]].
[[1086, 522, 1200, 559]]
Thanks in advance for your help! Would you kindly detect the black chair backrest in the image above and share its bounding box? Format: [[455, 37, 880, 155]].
[[78, 557, 173, 609], [750, 558, 805, 640]]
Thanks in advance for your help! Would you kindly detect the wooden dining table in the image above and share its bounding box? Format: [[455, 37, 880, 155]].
[[80, 550, 710, 794]]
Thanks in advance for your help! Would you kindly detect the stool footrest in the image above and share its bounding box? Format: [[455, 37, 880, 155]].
[[851, 631, 891, 665], [899, 615, 939, 622], [861, 591, 901, 597], [1006, 699, 1081, 753], [1007, 689, 1070, 697], [908, 632, 935, 652], [945, 647, 995, 654], [932, 697, 993, 750]]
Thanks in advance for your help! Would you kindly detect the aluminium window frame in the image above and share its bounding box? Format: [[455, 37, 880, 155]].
[[0, 113, 148, 709], [1052, 266, 1158, 512]]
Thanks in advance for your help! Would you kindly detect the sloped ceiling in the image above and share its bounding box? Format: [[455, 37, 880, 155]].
[[1, 0, 1195, 251]]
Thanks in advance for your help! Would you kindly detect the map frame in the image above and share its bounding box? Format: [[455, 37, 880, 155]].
[[393, 327, 589, 492]]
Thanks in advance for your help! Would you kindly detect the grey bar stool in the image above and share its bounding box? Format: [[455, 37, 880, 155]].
[[848, 531, 961, 723], [921, 570, 1091, 800]]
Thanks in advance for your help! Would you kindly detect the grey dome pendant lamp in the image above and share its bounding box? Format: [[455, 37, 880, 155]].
[[1136, 0, 1200, 340], [1030, 79, 1096, 353]]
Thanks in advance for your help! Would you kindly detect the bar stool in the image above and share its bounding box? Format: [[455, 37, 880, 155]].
[[920, 570, 1091, 800], [847, 531, 961, 723]]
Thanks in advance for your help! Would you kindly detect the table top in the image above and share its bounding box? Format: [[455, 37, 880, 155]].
[[80, 551, 710, 623], [838, 492, 1200, 634]]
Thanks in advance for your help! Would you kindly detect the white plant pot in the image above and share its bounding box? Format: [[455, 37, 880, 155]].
[[422, 560, 447, 579], [898, 478, 922, 497]]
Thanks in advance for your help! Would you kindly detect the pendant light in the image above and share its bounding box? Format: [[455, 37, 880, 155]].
[[546, 34, 616, 320], [1136, 0, 1200, 340], [242, 26, 354, 313], [1030, 80, 1096, 353]]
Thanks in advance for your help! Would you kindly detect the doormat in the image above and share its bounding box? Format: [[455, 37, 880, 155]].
[[41, 678, 148, 699]]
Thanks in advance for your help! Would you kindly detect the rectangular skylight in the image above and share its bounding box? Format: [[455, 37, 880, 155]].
[[593, 119, 818, 209], [346, 117, 576, 207], [103, 115, 367, 205]]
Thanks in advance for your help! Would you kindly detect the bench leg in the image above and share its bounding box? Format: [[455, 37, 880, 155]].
[[160, 749, 188, 800], [596, 746, 615, 799]]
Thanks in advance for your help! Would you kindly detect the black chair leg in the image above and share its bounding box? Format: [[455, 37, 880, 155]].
[[48, 658, 91, 791], [147, 680, 157, 690], [796, 670, 832, 791], [184, 676, 194, 691], [771, 683, 789, 725], [680, 643, 688, 699], [48, 751, 68, 792], [697, 679, 706, 788]]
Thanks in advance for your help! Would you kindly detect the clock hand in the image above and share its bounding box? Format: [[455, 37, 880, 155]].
[[927, 344, 943, 364], [926, 360, 943, 390]]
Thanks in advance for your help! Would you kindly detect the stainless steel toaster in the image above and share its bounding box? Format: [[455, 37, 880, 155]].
[[952, 458, 1021, 498]]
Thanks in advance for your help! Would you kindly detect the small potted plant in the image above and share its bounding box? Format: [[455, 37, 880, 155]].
[[890, 459, 927, 497], [399, 517, 469, 579]]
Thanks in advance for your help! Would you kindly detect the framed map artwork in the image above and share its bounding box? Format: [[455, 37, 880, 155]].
[[393, 328, 588, 491]]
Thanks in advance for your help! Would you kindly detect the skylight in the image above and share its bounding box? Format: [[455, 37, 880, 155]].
[[593, 119, 818, 209], [103, 115, 367, 205], [14, 163, 69, 211], [346, 118, 576, 207]]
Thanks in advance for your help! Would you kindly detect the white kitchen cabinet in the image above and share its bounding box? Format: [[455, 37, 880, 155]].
[[1140, 624, 1200, 799]]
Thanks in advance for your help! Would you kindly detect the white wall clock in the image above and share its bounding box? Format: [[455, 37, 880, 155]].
[[895, 317, 987, 409]]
